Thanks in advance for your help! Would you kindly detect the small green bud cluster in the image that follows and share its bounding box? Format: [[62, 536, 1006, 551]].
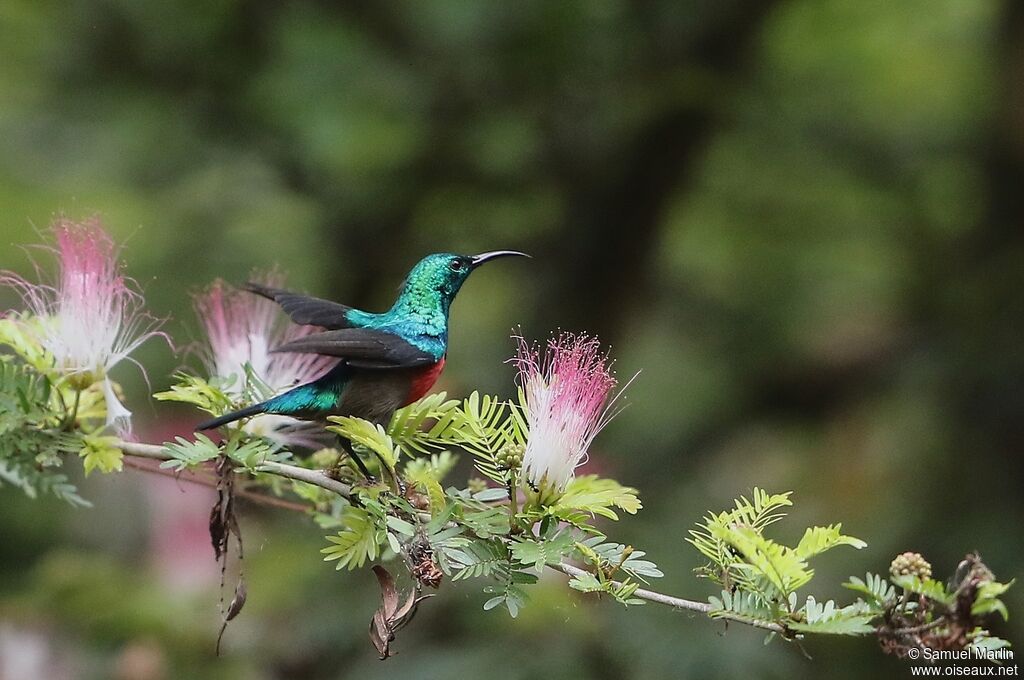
[[495, 443, 525, 470], [67, 370, 99, 391], [466, 477, 488, 494], [890, 552, 932, 580]]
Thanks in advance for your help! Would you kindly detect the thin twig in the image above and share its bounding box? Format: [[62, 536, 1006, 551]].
[[122, 457, 311, 513], [894, 617, 948, 636], [551, 562, 787, 634], [115, 439, 352, 496]]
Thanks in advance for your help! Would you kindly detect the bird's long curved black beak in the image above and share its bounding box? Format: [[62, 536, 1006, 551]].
[[469, 250, 530, 268]]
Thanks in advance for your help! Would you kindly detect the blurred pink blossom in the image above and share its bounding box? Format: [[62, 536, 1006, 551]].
[[193, 274, 337, 447], [0, 218, 166, 433]]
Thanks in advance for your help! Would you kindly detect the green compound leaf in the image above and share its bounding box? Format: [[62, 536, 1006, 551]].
[[891, 574, 955, 606], [327, 416, 399, 469], [843, 572, 896, 608], [79, 435, 124, 476], [321, 506, 386, 571], [795, 524, 866, 559], [388, 392, 463, 456], [447, 538, 510, 581], [509, 528, 577, 572], [550, 475, 641, 522], [450, 392, 522, 485], [159, 433, 221, 471], [790, 596, 875, 635], [154, 373, 234, 416], [972, 579, 1014, 620]]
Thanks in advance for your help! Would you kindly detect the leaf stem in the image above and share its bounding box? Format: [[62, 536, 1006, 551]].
[[552, 561, 787, 634], [508, 469, 519, 531], [62, 387, 81, 431], [115, 439, 352, 497]]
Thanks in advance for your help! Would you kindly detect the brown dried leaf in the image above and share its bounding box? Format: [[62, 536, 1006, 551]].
[[372, 565, 399, 618], [392, 590, 419, 623], [209, 497, 227, 561], [225, 579, 247, 622], [369, 608, 391, 659], [368, 566, 433, 659]]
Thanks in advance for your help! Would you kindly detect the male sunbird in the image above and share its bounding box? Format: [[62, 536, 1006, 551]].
[[196, 251, 528, 477]]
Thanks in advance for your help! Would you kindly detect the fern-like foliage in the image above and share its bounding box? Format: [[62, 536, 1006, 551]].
[[0, 358, 88, 505], [790, 596, 875, 635], [972, 579, 1013, 621], [548, 475, 642, 523], [482, 568, 537, 618], [160, 434, 222, 471], [688, 488, 864, 604], [458, 503, 511, 539], [446, 538, 511, 581], [322, 504, 387, 570], [576, 536, 664, 582], [449, 392, 524, 485], [327, 416, 401, 469], [154, 373, 234, 416], [79, 434, 124, 475], [890, 574, 955, 606], [388, 392, 463, 456], [509, 527, 577, 572], [568, 570, 644, 606], [566, 534, 661, 606], [708, 590, 777, 625], [0, 315, 54, 373], [689, 489, 869, 636], [795, 525, 867, 559], [843, 572, 897, 608]]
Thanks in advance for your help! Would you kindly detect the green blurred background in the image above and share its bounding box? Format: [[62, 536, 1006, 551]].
[[1, 1, 1021, 678]]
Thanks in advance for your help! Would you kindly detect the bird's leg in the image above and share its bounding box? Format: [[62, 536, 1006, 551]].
[[368, 419, 406, 497], [366, 447, 406, 497], [333, 436, 375, 483], [330, 436, 406, 497], [348, 448, 375, 482], [391, 465, 407, 498]]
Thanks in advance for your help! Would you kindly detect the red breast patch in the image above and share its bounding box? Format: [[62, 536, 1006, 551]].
[[404, 357, 446, 405]]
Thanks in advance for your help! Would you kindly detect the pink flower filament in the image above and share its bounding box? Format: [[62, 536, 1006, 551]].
[[1, 217, 166, 432], [514, 331, 627, 491]]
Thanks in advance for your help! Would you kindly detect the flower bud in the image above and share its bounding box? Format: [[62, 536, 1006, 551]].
[[890, 552, 932, 580], [496, 443, 525, 470]]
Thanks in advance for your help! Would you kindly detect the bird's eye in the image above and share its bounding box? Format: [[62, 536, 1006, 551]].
[[449, 259, 465, 272]]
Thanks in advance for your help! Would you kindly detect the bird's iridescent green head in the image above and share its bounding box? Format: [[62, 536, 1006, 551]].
[[397, 251, 529, 313]]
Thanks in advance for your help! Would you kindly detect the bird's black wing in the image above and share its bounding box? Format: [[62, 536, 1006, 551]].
[[245, 282, 355, 329], [271, 328, 435, 369]]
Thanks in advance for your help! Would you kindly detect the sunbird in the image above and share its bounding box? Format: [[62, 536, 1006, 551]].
[[196, 251, 528, 477]]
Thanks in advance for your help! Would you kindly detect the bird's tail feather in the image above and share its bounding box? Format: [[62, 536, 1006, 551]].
[[195, 402, 267, 431]]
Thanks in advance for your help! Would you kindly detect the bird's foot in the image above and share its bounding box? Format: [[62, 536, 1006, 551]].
[[323, 462, 377, 487]]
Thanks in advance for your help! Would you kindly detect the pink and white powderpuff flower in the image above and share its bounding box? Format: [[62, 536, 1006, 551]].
[[512, 331, 636, 492], [193, 274, 337, 447], [0, 218, 166, 433]]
